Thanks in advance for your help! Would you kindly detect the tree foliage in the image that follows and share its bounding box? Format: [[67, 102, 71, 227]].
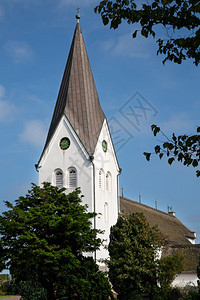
[[95, 0, 200, 65], [144, 124, 200, 178], [157, 253, 183, 292], [108, 212, 183, 299], [0, 183, 113, 300]]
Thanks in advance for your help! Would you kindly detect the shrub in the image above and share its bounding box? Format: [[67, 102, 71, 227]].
[[15, 280, 47, 300]]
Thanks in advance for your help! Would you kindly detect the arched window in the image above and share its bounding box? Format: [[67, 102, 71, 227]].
[[106, 172, 111, 192], [55, 169, 63, 188], [99, 169, 104, 190], [68, 167, 77, 188]]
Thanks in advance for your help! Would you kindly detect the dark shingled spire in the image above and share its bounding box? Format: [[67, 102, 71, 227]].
[[43, 21, 105, 156]]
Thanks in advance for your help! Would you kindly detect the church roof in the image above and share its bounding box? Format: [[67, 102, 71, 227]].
[[120, 197, 196, 245], [42, 21, 105, 157]]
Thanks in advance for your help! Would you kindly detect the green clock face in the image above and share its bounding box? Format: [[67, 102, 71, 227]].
[[60, 137, 70, 150], [102, 140, 107, 152]]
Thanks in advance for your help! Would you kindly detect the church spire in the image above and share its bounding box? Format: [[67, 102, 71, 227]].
[[43, 20, 105, 156]]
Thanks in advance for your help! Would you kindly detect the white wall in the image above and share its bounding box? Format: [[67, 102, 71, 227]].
[[172, 272, 198, 287], [38, 115, 93, 211], [93, 120, 120, 263]]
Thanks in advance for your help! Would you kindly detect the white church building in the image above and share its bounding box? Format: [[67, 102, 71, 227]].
[[36, 15, 199, 283], [36, 15, 120, 264]]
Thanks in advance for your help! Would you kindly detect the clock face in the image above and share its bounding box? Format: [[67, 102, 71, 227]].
[[102, 140, 107, 152], [60, 137, 70, 150]]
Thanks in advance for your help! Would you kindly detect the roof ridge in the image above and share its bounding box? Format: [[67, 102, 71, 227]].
[[120, 196, 196, 238], [120, 196, 174, 218]]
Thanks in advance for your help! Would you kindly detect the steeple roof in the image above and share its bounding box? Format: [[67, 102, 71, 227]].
[[43, 21, 105, 156]]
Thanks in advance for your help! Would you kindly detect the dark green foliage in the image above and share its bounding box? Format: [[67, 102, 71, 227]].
[[0, 183, 113, 300], [14, 280, 47, 300], [108, 213, 183, 299], [108, 213, 162, 299], [144, 125, 200, 178], [0, 274, 9, 284], [157, 253, 183, 291], [176, 285, 199, 299], [95, 0, 200, 65]]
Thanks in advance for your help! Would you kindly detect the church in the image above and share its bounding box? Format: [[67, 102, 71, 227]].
[[36, 14, 199, 283], [36, 14, 120, 264]]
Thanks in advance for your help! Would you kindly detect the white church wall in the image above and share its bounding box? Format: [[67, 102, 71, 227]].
[[93, 120, 120, 263], [38, 115, 93, 211], [172, 272, 198, 287], [39, 117, 120, 264]]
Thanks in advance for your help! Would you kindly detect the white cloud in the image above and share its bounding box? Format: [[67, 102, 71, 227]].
[[0, 85, 6, 98], [159, 113, 195, 134], [4, 41, 33, 63], [0, 85, 16, 122], [101, 33, 153, 59], [19, 120, 47, 147], [0, 100, 16, 122], [100, 39, 115, 52]]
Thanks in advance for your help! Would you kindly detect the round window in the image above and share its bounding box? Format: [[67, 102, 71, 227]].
[[60, 137, 70, 150]]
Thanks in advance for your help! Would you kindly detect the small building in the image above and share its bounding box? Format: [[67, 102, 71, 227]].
[[120, 196, 200, 286]]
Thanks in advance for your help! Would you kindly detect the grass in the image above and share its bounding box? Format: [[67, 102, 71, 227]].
[[0, 296, 19, 299]]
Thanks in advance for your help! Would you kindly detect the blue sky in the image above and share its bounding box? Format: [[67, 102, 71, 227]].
[[0, 0, 200, 243]]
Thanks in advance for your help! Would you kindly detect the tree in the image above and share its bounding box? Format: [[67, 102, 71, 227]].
[[0, 183, 113, 300], [108, 212, 183, 299], [95, 0, 200, 65], [157, 253, 183, 292], [144, 124, 200, 178]]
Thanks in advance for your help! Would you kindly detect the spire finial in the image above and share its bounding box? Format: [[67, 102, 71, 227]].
[[76, 8, 80, 23]]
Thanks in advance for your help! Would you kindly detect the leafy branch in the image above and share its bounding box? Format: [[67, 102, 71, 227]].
[[95, 0, 200, 65], [144, 125, 200, 177]]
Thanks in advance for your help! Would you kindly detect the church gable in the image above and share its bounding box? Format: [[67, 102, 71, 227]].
[[38, 115, 91, 192]]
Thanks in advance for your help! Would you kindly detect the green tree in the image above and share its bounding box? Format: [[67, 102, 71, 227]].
[[108, 212, 183, 299], [157, 253, 183, 292], [144, 124, 200, 178], [0, 183, 113, 300], [95, 0, 200, 65]]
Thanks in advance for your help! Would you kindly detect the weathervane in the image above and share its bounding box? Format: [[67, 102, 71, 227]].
[[76, 8, 80, 22]]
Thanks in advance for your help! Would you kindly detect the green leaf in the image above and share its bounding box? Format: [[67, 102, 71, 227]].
[[143, 152, 151, 161], [132, 30, 138, 38], [102, 15, 109, 25], [192, 160, 198, 167], [168, 158, 174, 165], [163, 142, 168, 149], [159, 153, 164, 159], [151, 124, 160, 136], [155, 145, 161, 154]]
